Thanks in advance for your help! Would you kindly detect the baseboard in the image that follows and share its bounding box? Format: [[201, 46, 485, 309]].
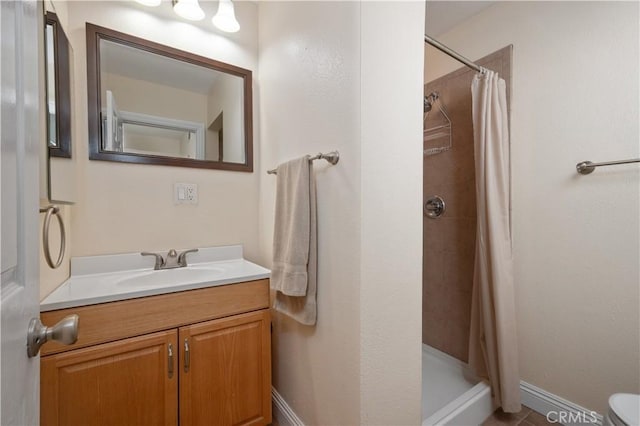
[[272, 381, 603, 426], [521, 381, 603, 426], [272, 387, 305, 426]]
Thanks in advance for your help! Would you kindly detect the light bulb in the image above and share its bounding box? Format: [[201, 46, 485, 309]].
[[172, 0, 205, 21], [135, 0, 162, 6], [212, 0, 240, 33]]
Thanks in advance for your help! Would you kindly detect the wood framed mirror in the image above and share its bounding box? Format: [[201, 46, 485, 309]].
[[86, 23, 253, 172], [45, 12, 72, 159]]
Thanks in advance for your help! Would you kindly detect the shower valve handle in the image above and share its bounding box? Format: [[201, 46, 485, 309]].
[[424, 196, 446, 219]]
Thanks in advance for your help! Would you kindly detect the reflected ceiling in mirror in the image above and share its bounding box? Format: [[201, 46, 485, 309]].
[[87, 23, 253, 171]]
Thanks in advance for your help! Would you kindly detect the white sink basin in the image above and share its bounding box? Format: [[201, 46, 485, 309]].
[[40, 245, 271, 312], [116, 266, 226, 288]]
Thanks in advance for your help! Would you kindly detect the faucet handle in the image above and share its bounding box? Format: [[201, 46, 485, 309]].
[[178, 248, 199, 267], [141, 252, 164, 270]]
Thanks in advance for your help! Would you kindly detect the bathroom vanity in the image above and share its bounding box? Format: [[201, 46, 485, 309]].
[[39, 246, 271, 426]]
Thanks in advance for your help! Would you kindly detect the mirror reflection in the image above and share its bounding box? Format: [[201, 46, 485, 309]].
[[87, 24, 253, 172], [45, 12, 72, 158], [100, 39, 245, 163], [46, 23, 56, 147]]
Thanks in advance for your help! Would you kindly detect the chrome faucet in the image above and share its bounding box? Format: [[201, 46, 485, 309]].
[[163, 249, 180, 269], [178, 248, 199, 267], [141, 248, 199, 270], [141, 251, 164, 270]]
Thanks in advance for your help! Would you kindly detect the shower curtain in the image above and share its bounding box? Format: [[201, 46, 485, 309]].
[[468, 70, 522, 413]]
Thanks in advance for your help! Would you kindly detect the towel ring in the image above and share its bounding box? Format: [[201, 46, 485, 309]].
[[39, 205, 66, 269]]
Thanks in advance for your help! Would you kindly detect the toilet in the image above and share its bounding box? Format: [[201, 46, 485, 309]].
[[603, 394, 640, 426]]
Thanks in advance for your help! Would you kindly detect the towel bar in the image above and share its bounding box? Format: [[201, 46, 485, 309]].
[[39, 205, 66, 269], [267, 151, 339, 175], [576, 158, 640, 174]]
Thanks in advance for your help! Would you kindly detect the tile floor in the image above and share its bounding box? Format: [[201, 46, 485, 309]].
[[482, 405, 554, 426]]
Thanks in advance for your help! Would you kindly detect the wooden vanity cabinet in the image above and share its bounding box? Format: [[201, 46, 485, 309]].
[[41, 330, 178, 426], [180, 310, 271, 426], [40, 279, 272, 426]]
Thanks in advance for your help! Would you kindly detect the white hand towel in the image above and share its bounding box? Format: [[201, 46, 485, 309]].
[[271, 156, 317, 325]]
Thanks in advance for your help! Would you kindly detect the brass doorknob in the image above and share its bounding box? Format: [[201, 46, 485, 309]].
[[27, 314, 78, 358]]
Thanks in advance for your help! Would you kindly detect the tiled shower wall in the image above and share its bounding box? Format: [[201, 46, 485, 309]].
[[422, 46, 512, 362]]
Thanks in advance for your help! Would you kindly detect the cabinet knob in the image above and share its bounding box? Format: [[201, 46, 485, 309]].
[[27, 314, 79, 358]]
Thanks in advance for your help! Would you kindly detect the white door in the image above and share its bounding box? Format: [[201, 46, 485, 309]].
[[105, 90, 123, 152], [1, 0, 42, 425]]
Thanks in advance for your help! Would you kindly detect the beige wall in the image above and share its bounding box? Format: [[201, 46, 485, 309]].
[[39, 204, 72, 300], [425, 1, 640, 413], [64, 1, 260, 262], [259, 1, 424, 424]]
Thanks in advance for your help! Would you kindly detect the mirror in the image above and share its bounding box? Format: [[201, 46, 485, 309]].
[[45, 12, 72, 158], [86, 23, 253, 172]]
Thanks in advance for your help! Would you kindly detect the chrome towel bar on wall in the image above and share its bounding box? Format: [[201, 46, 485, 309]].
[[576, 158, 640, 174], [39, 205, 66, 269], [267, 151, 340, 175]]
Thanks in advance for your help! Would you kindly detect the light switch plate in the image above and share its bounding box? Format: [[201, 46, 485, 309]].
[[174, 183, 198, 205]]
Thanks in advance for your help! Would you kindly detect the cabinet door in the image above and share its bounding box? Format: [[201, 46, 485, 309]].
[[180, 310, 271, 426], [41, 330, 178, 426]]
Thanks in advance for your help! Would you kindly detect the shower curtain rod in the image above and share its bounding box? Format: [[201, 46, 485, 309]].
[[424, 34, 486, 74]]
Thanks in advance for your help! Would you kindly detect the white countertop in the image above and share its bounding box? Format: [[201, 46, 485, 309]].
[[41, 245, 271, 312]]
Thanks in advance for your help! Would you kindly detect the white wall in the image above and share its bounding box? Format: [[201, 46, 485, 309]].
[[259, 1, 424, 424], [258, 2, 362, 424], [64, 1, 261, 261], [425, 1, 640, 414], [360, 2, 424, 423]]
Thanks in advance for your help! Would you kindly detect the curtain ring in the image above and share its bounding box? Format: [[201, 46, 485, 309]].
[[39, 205, 66, 269]]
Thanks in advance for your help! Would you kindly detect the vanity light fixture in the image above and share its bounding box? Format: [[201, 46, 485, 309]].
[[172, 0, 205, 21], [135, 0, 162, 6], [212, 0, 240, 33]]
